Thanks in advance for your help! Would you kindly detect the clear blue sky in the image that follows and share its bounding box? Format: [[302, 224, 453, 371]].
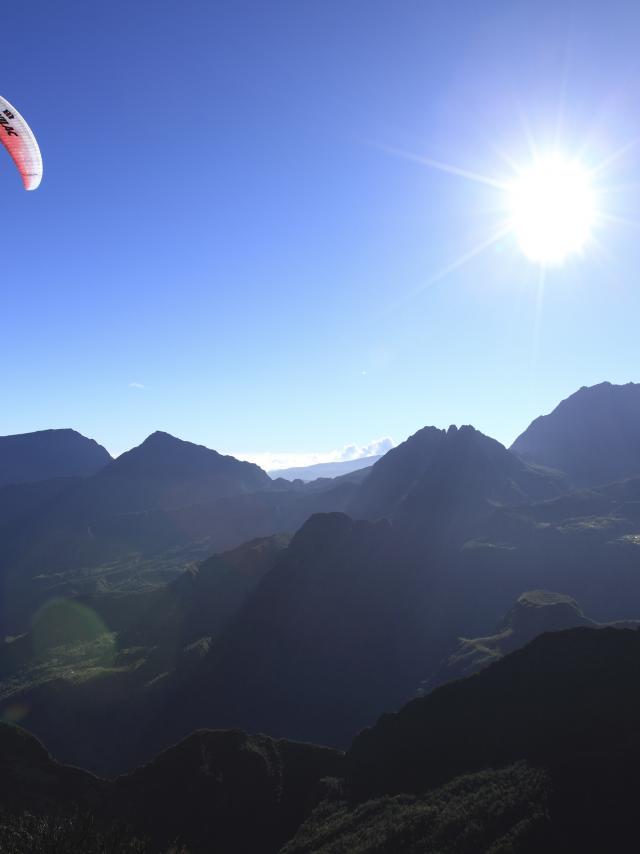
[[2, 0, 640, 461]]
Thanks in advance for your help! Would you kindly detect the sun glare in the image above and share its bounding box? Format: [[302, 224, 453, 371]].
[[379, 135, 620, 288], [508, 156, 595, 265]]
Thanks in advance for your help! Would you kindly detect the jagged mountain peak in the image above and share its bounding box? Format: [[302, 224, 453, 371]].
[[350, 422, 561, 524]]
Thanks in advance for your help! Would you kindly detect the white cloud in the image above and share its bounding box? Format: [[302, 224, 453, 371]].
[[236, 436, 395, 473], [338, 436, 395, 462], [128, 382, 145, 389]]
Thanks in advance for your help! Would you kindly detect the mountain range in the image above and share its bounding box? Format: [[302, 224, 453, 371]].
[[3, 380, 640, 850], [0, 431, 359, 634]]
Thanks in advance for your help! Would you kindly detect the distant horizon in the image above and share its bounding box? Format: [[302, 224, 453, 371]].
[[4, 377, 633, 468]]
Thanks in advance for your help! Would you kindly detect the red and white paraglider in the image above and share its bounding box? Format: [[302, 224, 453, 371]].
[[0, 94, 42, 190]]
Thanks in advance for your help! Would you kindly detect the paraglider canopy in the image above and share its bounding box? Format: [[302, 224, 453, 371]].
[[0, 94, 42, 190]]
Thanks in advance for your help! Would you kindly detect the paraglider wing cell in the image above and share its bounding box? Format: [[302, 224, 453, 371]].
[[0, 94, 42, 190]]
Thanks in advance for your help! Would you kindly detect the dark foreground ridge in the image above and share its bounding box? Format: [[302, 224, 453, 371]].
[[343, 627, 640, 852], [0, 725, 342, 854], [4, 627, 640, 853]]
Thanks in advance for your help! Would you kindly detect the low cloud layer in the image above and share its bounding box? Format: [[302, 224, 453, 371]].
[[237, 437, 395, 473], [337, 437, 394, 461]]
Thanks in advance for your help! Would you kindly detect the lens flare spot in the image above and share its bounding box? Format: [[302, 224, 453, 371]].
[[31, 598, 113, 662], [2, 702, 29, 723]]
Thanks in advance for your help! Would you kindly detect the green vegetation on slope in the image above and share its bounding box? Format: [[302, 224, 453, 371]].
[[282, 764, 550, 854], [0, 810, 172, 854]]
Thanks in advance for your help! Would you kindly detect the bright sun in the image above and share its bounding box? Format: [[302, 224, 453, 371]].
[[508, 156, 595, 265]]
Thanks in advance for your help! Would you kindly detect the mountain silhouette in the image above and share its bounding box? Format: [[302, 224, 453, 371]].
[[98, 430, 271, 504], [351, 424, 564, 534], [0, 432, 368, 636], [511, 381, 640, 486], [10, 416, 637, 773], [136, 422, 572, 765], [0, 428, 111, 487]]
